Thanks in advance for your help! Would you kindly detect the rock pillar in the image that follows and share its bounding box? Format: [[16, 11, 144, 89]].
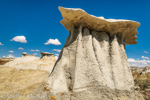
[[46, 7, 143, 100], [22, 52, 27, 57]]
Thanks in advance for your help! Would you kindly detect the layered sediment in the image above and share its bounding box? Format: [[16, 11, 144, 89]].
[[4, 54, 39, 68], [4, 52, 56, 72], [0, 57, 14, 65], [131, 66, 150, 99], [46, 7, 143, 100]]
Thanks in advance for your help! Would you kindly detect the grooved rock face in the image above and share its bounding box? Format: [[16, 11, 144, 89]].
[[46, 7, 143, 100]]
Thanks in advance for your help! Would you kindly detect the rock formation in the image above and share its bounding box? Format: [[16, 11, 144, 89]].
[[4, 53, 39, 68], [131, 65, 150, 80], [142, 65, 150, 74], [0, 57, 14, 65], [131, 66, 143, 73], [40, 52, 54, 58], [130, 67, 143, 80], [4, 52, 56, 72], [24, 52, 56, 71], [22, 52, 27, 57], [0, 52, 56, 99], [46, 7, 143, 100], [131, 66, 150, 99]]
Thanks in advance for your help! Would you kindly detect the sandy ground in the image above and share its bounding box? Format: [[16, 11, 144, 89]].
[[0, 65, 51, 100], [0, 65, 145, 100]]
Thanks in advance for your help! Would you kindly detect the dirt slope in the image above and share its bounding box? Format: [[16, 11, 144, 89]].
[[0, 66, 50, 100]]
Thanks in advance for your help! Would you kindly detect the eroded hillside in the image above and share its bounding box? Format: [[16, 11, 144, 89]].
[[131, 66, 150, 100]]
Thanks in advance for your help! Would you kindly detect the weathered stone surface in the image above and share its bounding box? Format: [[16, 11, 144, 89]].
[[142, 65, 150, 73], [4, 52, 56, 72], [59, 7, 140, 44], [22, 52, 27, 57], [40, 52, 54, 58], [45, 7, 143, 100], [4, 55, 39, 68], [131, 66, 150, 99], [131, 66, 143, 73], [25, 54, 56, 71], [0, 57, 14, 65]]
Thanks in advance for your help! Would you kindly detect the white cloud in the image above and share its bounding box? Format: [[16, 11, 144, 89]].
[[55, 54, 59, 56], [44, 39, 61, 45], [55, 56, 58, 60], [34, 53, 38, 55], [128, 58, 150, 68], [144, 51, 149, 54], [7, 54, 15, 58], [9, 50, 14, 53], [0, 42, 4, 45], [2, 49, 3, 50], [10, 36, 27, 43], [18, 47, 24, 50], [142, 56, 149, 59], [30, 49, 39, 52], [53, 49, 61, 52]]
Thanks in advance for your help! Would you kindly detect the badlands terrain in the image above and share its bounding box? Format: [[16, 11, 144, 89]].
[[0, 7, 147, 100], [131, 66, 150, 99], [0, 64, 149, 100], [0, 52, 56, 99], [5, 52, 55, 71], [0, 66, 49, 100], [0, 57, 13, 65]]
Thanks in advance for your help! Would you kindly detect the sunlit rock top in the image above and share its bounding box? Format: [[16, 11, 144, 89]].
[[40, 52, 54, 58], [40, 52, 54, 55], [58, 7, 140, 44], [22, 52, 27, 57]]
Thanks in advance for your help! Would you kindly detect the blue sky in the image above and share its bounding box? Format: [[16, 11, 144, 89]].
[[0, 0, 150, 67]]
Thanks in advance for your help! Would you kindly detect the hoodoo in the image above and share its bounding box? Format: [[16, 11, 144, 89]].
[[22, 52, 27, 57], [40, 52, 54, 58], [46, 7, 143, 100]]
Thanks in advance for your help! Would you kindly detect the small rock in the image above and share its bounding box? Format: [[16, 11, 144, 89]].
[[61, 93, 64, 95], [44, 86, 50, 91], [50, 96, 56, 99]]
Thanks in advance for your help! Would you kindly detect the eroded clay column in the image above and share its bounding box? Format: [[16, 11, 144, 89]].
[[46, 7, 143, 100]]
